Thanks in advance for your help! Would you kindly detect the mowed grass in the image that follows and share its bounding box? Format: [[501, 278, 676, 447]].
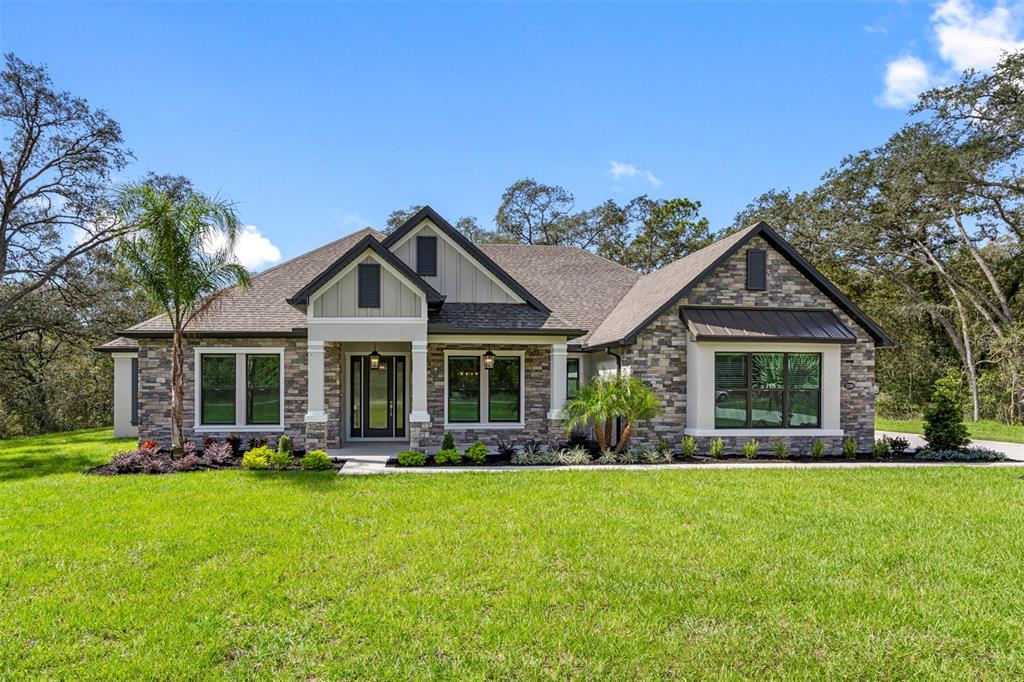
[[2, 431, 1024, 679], [877, 417, 1024, 444]]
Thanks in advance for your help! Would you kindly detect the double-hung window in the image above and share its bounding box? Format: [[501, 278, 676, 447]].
[[198, 349, 284, 429], [445, 352, 523, 426], [713, 352, 820, 428]]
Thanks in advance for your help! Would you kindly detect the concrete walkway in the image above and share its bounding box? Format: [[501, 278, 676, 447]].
[[876, 431, 1024, 461], [329, 441, 400, 475]]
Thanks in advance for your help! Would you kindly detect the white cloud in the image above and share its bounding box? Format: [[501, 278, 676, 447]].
[[329, 209, 368, 230], [204, 224, 282, 270], [878, 0, 1024, 108], [879, 55, 936, 107], [609, 161, 663, 188]]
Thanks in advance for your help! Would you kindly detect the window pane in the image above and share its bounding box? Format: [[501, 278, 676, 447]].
[[489, 356, 521, 422], [395, 358, 405, 431], [751, 353, 785, 389], [715, 353, 748, 389], [351, 358, 362, 436], [246, 355, 280, 425], [368, 360, 388, 429], [201, 354, 235, 425], [566, 358, 580, 399], [751, 389, 784, 427], [787, 353, 821, 389], [788, 390, 820, 427], [448, 356, 480, 422], [715, 390, 748, 428]]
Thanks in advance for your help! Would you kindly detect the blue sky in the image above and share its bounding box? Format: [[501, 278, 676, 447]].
[[4, 1, 1022, 268]]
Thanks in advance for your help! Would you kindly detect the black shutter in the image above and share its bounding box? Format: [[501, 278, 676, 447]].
[[130, 357, 139, 426], [746, 249, 766, 290], [416, 236, 437, 276], [358, 263, 381, 308]]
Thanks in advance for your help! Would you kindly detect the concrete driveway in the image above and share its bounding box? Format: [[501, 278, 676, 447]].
[[877, 431, 1024, 462]]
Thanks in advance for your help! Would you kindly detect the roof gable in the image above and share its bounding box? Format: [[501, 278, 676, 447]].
[[382, 206, 549, 313], [586, 222, 895, 348]]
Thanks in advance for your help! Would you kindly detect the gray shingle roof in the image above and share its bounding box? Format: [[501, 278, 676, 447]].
[[123, 227, 384, 335], [428, 303, 584, 335], [585, 225, 757, 348], [94, 337, 140, 352]]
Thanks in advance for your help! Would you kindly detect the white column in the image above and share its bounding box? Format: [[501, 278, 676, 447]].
[[548, 343, 568, 420], [410, 340, 430, 422], [305, 340, 327, 423]]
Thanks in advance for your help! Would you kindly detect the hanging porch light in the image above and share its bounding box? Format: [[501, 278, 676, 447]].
[[369, 343, 381, 371], [482, 348, 496, 371]]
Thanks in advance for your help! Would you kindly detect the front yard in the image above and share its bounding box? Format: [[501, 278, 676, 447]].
[[877, 417, 1024, 444], [2, 430, 1024, 679]]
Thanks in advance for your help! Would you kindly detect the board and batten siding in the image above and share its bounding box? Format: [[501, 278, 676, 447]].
[[391, 222, 520, 304], [311, 254, 422, 318]]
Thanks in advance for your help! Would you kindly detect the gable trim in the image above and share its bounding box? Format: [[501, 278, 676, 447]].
[[288, 235, 444, 308], [592, 222, 895, 349], [382, 206, 549, 312]]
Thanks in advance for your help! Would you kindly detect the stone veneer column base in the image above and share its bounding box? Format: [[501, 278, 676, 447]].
[[305, 421, 327, 451], [409, 422, 430, 451]]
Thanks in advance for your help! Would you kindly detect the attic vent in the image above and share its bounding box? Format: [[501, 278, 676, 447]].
[[358, 263, 380, 308], [416, 236, 437, 276], [746, 249, 766, 291]]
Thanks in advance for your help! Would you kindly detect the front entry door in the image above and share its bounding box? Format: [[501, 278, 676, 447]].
[[350, 355, 406, 438]]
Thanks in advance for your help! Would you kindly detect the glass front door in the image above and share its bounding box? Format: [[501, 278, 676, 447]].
[[350, 355, 406, 438]]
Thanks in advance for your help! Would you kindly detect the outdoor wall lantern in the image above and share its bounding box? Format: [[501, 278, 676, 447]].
[[482, 348, 496, 371]]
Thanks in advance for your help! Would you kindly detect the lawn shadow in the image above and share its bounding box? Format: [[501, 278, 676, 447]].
[[0, 429, 129, 482]]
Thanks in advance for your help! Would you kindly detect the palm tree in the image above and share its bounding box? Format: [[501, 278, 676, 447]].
[[562, 376, 620, 451], [612, 375, 661, 453], [117, 179, 250, 452]]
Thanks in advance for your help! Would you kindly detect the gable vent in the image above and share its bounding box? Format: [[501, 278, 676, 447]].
[[746, 249, 766, 291], [416, 235, 438, 276], [358, 262, 381, 308]]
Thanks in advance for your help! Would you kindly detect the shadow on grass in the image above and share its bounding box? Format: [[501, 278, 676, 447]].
[[0, 429, 130, 482]]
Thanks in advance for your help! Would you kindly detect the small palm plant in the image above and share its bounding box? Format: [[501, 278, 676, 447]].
[[562, 376, 620, 451], [117, 178, 250, 452], [612, 376, 661, 453]]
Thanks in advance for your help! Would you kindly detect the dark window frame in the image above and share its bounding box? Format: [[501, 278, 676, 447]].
[[416, 235, 438, 276], [746, 249, 767, 291], [714, 351, 821, 429], [566, 358, 580, 400], [200, 353, 237, 426], [487, 356, 521, 423], [245, 354, 282, 426], [447, 355, 481, 423], [357, 262, 381, 308]]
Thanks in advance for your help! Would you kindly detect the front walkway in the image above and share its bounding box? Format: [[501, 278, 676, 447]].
[[328, 441, 402, 475]]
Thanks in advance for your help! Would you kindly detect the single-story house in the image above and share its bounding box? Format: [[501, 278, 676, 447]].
[[97, 206, 894, 455]]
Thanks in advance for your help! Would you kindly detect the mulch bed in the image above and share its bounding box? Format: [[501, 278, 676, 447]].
[[384, 452, 939, 468]]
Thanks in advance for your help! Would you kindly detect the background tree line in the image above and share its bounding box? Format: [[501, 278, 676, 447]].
[[3, 50, 1024, 437]]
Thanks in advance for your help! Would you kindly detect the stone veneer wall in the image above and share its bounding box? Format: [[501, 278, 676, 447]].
[[617, 235, 877, 456], [136, 336, 344, 451], [415, 343, 553, 450]]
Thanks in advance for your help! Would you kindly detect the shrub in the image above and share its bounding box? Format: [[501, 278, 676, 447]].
[[915, 446, 1005, 462], [108, 447, 172, 474], [141, 440, 160, 452], [887, 436, 910, 456], [434, 448, 462, 465], [182, 440, 197, 457], [276, 434, 293, 456], [656, 436, 671, 456], [226, 434, 242, 456], [242, 446, 271, 470], [441, 431, 456, 451], [810, 440, 826, 459], [842, 437, 858, 459], [680, 436, 697, 458], [872, 439, 890, 458], [397, 450, 427, 467], [203, 442, 234, 465], [617, 448, 640, 465], [301, 449, 333, 470], [639, 447, 662, 464], [173, 453, 203, 472], [247, 437, 268, 451], [709, 437, 724, 459], [464, 442, 489, 465], [596, 449, 618, 464], [743, 439, 760, 460], [496, 439, 518, 458], [511, 445, 558, 465], [268, 447, 294, 470], [560, 430, 601, 456], [203, 436, 218, 449], [559, 446, 592, 465], [923, 375, 970, 452], [771, 439, 789, 459]]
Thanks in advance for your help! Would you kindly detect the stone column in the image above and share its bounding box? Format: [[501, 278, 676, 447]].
[[409, 340, 430, 448], [305, 340, 328, 449], [548, 342, 568, 421]]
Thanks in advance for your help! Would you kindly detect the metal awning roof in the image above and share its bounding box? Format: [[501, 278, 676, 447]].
[[680, 307, 857, 344]]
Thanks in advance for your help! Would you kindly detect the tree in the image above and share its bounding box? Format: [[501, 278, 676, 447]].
[[562, 375, 661, 452], [385, 204, 498, 242], [612, 375, 661, 452], [495, 178, 603, 248], [116, 178, 250, 451], [599, 196, 712, 273], [0, 53, 133, 318], [923, 372, 970, 451]]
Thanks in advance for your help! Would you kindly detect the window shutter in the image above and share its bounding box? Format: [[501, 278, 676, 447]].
[[416, 236, 437, 276], [746, 249, 766, 290], [358, 263, 380, 308], [130, 357, 139, 426]]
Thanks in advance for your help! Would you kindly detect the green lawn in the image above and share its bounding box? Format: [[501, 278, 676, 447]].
[[2, 430, 1024, 679], [877, 417, 1024, 444]]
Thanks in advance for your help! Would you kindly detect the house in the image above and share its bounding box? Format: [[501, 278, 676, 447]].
[[96, 206, 894, 456]]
